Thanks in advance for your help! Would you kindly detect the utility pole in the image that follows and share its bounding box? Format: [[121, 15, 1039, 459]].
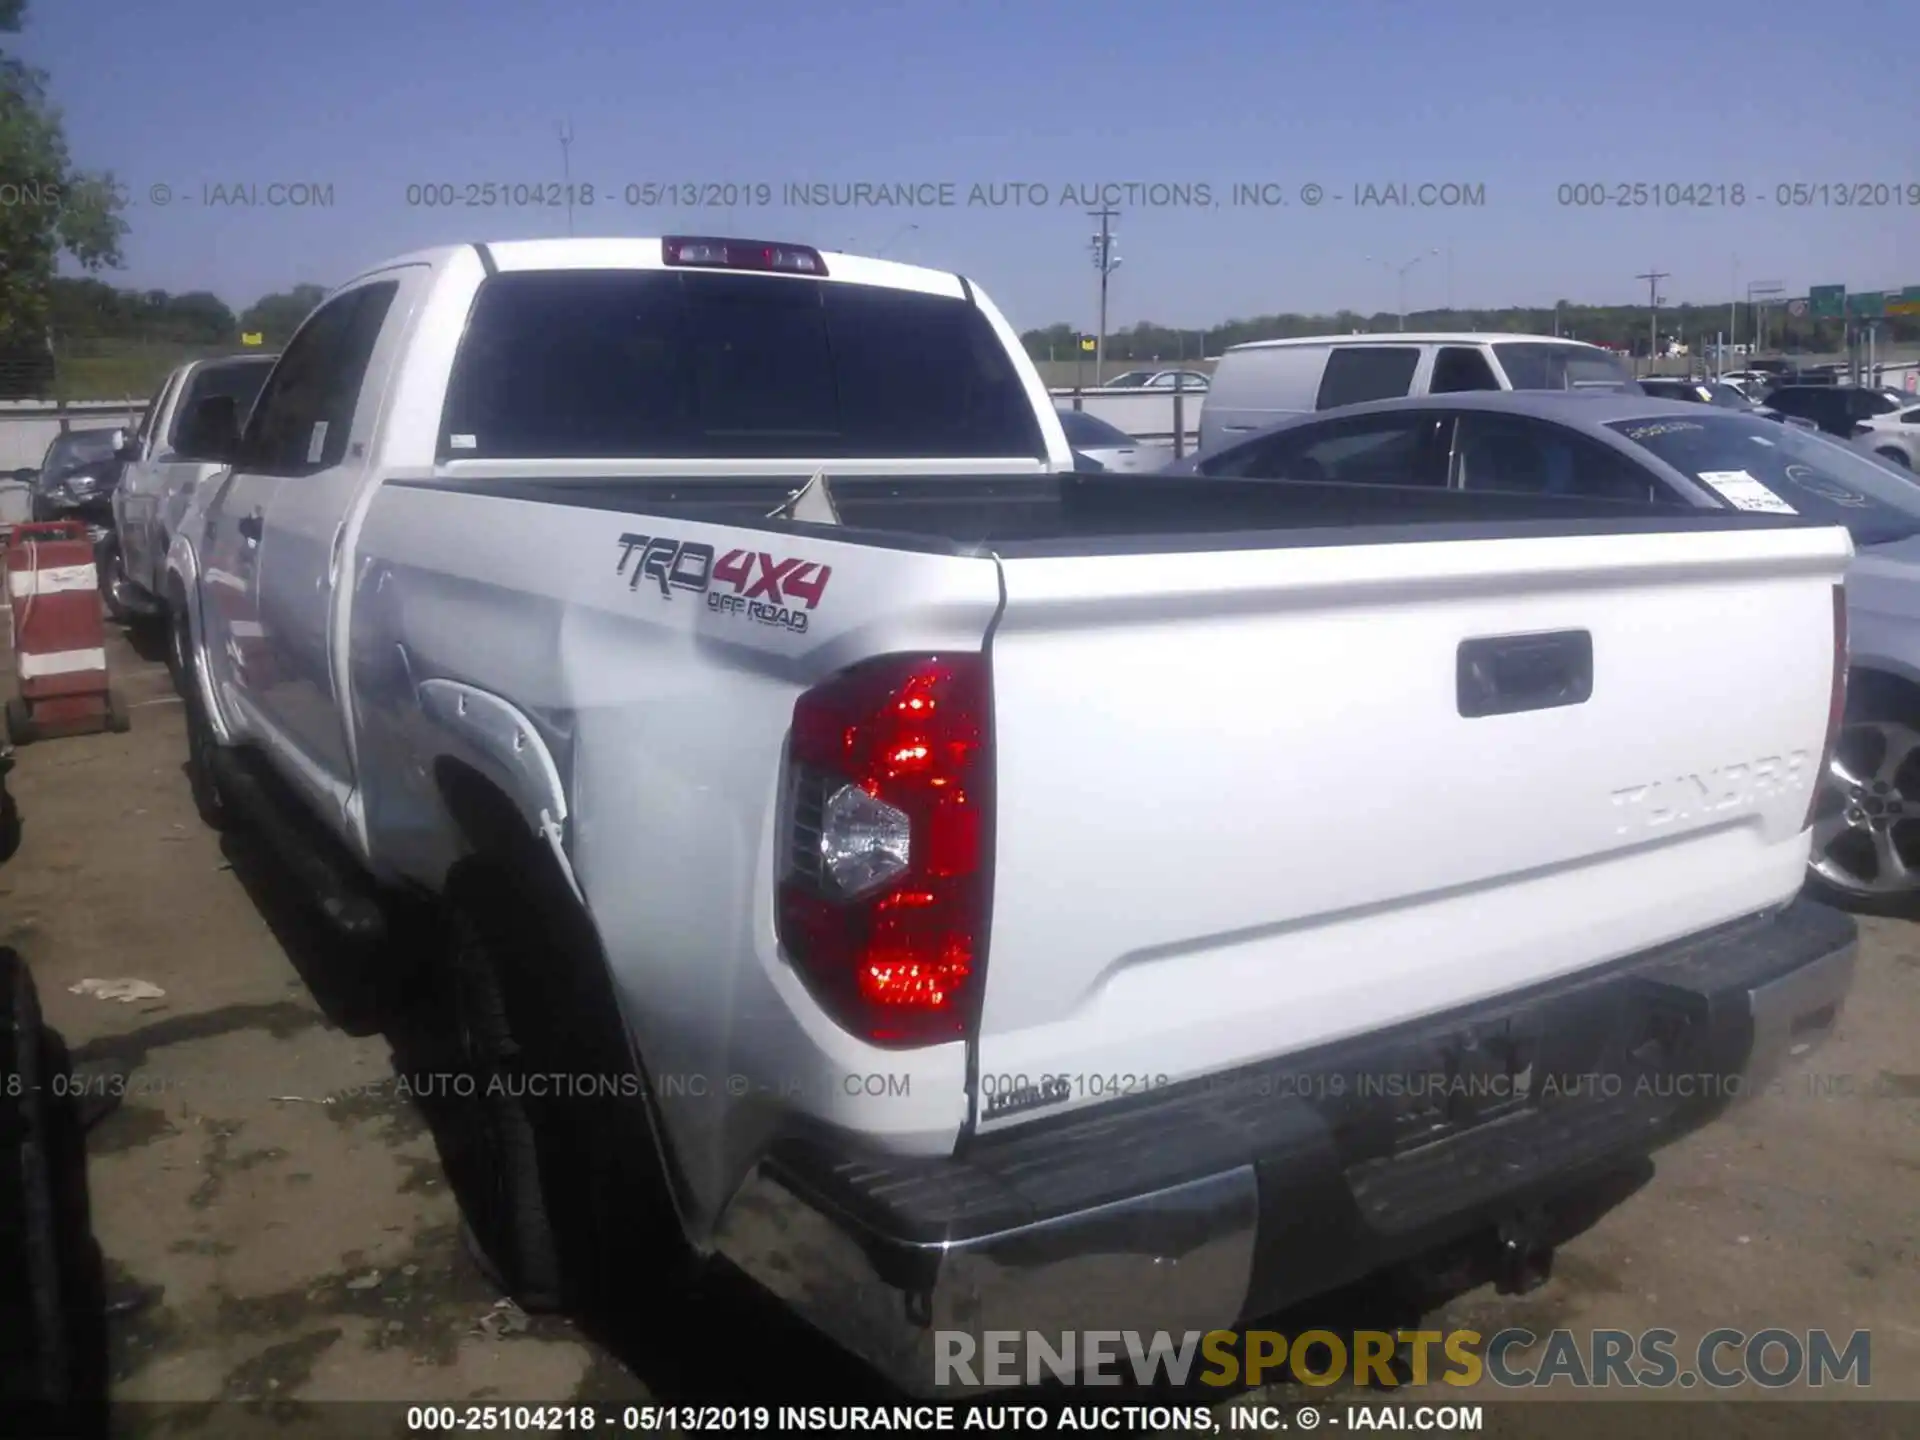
[[1636, 269, 1670, 363], [558, 120, 575, 236], [1746, 280, 1784, 355], [1089, 207, 1120, 385], [1729, 255, 1738, 357]]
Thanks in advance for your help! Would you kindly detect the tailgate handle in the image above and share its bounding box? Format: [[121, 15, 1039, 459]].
[[1457, 630, 1592, 718]]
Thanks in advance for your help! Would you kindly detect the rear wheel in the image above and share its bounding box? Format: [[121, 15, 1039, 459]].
[[1807, 685, 1920, 913], [1875, 447, 1912, 469], [436, 836, 688, 1323]]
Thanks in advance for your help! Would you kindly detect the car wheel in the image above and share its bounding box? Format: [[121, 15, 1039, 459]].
[[173, 613, 228, 830], [1875, 447, 1912, 469], [1807, 689, 1920, 914], [0, 947, 73, 1415], [99, 542, 136, 625], [436, 833, 690, 1325], [439, 864, 566, 1312]]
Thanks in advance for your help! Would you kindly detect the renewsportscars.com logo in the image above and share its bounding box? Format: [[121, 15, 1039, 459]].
[[934, 1327, 1873, 1390], [615, 532, 831, 633]]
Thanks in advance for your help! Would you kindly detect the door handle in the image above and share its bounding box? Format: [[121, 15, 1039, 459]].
[[1457, 630, 1593, 718], [237, 510, 263, 544]]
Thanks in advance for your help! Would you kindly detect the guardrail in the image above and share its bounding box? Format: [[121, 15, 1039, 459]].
[[0, 401, 147, 473], [1047, 385, 1206, 453]]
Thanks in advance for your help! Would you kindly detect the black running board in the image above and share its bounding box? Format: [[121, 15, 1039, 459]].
[[208, 746, 388, 944]]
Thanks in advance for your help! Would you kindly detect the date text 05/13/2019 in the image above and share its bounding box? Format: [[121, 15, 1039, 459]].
[[1557, 181, 1920, 207]]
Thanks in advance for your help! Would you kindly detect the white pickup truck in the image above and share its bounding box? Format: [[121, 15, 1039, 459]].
[[165, 236, 1859, 1394]]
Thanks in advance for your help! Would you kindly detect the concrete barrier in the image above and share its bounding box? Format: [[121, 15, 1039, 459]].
[[0, 401, 147, 473]]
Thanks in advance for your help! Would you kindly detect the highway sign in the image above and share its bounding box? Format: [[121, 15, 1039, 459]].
[[1787, 299, 1808, 318], [1079, 336, 1096, 352], [1891, 286, 1920, 318], [1809, 285, 1846, 319], [1849, 292, 1887, 319]]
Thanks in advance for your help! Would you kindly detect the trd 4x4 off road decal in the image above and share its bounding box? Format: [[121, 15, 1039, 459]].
[[615, 533, 831, 634]]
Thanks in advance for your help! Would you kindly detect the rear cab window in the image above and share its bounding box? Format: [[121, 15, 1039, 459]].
[[1314, 347, 1421, 410], [439, 269, 1047, 461]]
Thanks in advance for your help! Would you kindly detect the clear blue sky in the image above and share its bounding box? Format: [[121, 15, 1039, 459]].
[[19, 0, 1916, 332]]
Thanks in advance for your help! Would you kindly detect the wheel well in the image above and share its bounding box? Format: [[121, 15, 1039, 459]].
[[1846, 667, 1920, 721], [429, 755, 694, 1236], [433, 756, 539, 865]]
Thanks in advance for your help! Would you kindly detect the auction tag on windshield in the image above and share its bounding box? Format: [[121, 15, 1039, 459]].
[[1696, 469, 1796, 514]]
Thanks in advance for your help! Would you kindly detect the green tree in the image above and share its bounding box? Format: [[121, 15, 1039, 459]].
[[1, 1, 127, 366]]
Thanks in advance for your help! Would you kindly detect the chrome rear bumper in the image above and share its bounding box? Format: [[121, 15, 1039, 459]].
[[714, 897, 1856, 1395]]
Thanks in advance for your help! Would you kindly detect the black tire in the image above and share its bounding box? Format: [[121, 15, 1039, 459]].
[[4, 698, 35, 748], [440, 865, 565, 1311], [173, 614, 228, 831], [98, 543, 133, 627], [0, 949, 73, 1414], [104, 690, 129, 736], [0, 755, 19, 866], [438, 842, 688, 1322], [1876, 447, 1911, 470]]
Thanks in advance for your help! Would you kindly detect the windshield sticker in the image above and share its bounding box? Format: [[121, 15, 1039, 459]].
[[1622, 420, 1704, 440], [1782, 464, 1873, 508], [1696, 470, 1797, 514]]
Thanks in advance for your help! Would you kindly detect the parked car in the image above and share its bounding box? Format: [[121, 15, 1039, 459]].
[[1199, 332, 1636, 452], [1851, 402, 1920, 470], [28, 427, 126, 536], [1635, 377, 1816, 429], [1055, 406, 1165, 472], [1763, 383, 1911, 437], [1174, 389, 1920, 910], [104, 352, 277, 626], [1099, 368, 1209, 390], [163, 237, 1854, 1394]]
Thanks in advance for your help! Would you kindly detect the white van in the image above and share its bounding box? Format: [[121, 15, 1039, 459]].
[[1198, 333, 1637, 452]]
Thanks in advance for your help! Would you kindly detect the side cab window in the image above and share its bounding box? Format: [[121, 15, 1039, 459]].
[[236, 282, 399, 476], [1315, 347, 1422, 409]]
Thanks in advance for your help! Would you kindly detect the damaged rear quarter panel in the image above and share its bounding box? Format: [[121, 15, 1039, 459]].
[[346, 478, 1003, 1233]]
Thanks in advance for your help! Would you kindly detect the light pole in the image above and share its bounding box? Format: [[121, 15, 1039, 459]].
[[1635, 269, 1670, 365], [1090, 208, 1121, 384], [1366, 250, 1438, 331]]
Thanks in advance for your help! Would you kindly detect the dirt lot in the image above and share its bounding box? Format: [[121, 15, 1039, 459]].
[[2, 626, 1915, 1434]]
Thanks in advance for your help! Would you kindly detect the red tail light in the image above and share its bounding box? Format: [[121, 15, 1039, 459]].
[[1805, 584, 1848, 833], [776, 654, 991, 1047]]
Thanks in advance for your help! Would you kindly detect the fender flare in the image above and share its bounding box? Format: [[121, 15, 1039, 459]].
[[162, 534, 236, 748], [416, 680, 584, 905]]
